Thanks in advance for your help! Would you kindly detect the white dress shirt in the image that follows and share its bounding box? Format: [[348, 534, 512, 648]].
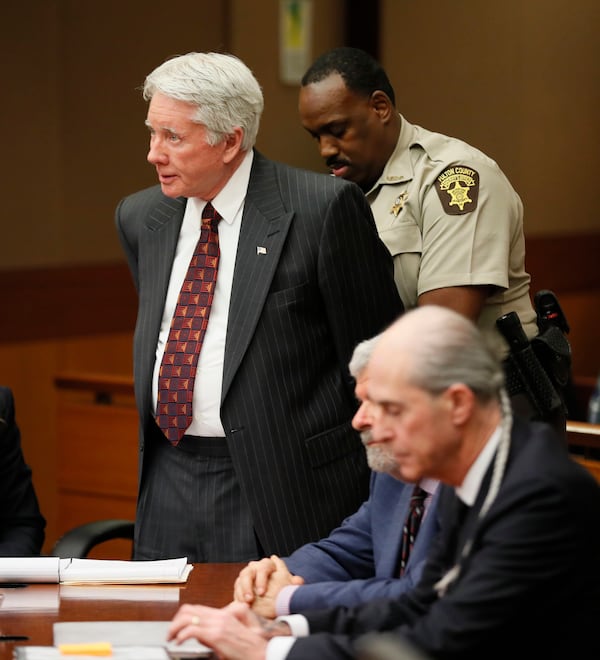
[[152, 150, 254, 436]]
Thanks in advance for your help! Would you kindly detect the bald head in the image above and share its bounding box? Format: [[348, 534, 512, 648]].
[[371, 306, 504, 402], [366, 307, 504, 485]]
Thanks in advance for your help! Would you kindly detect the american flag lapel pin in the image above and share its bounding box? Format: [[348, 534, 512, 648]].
[[257, 246, 267, 255]]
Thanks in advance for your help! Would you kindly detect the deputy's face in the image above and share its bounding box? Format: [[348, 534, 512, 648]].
[[146, 92, 231, 200], [299, 73, 389, 192], [367, 359, 460, 484]]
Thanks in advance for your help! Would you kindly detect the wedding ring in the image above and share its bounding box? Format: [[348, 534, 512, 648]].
[[191, 615, 200, 625]]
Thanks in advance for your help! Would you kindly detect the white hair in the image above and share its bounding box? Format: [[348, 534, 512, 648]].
[[143, 52, 264, 151]]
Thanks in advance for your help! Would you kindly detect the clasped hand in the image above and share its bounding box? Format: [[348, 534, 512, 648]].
[[233, 554, 305, 618]]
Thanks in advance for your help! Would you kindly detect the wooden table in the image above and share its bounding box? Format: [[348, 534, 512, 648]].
[[0, 563, 244, 659]]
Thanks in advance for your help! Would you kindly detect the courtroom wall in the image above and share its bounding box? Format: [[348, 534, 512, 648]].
[[2, 0, 599, 553], [381, 0, 599, 236]]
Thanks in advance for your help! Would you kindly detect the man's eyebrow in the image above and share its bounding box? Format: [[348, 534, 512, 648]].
[[144, 119, 180, 134]]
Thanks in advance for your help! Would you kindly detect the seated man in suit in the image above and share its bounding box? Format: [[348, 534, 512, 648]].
[[232, 335, 440, 617], [167, 306, 600, 660], [0, 386, 46, 555]]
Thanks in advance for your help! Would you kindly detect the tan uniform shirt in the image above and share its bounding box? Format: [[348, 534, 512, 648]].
[[366, 115, 537, 359]]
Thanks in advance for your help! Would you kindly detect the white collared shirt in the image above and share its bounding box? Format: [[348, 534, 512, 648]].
[[152, 150, 254, 435], [455, 425, 502, 507]]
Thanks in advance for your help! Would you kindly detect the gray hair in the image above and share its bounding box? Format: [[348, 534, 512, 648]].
[[348, 334, 381, 379], [143, 52, 264, 151], [402, 306, 504, 403]]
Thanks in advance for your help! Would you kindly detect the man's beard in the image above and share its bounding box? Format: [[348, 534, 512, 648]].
[[361, 431, 398, 475]]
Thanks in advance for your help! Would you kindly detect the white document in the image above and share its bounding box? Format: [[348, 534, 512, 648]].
[[14, 646, 169, 659], [53, 621, 212, 658], [59, 558, 193, 585], [0, 557, 193, 585], [0, 557, 59, 583]]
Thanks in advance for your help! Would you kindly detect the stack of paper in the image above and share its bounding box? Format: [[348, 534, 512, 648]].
[[0, 557, 193, 585]]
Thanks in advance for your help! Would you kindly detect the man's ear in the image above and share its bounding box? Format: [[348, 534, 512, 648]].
[[370, 90, 394, 123], [444, 383, 475, 426], [223, 126, 245, 163]]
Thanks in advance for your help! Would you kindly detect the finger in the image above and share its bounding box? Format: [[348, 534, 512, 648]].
[[270, 555, 288, 573], [233, 576, 253, 603], [251, 557, 277, 596], [167, 605, 202, 640]]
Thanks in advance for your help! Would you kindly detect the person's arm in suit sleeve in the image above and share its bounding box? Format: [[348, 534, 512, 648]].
[[0, 387, 46, 556], [284, 472, 378, 583], [284, 477, 429, 612], [317, 181, 403, 376], [287, 438, 600, 659], [286, 570, 422, 614]]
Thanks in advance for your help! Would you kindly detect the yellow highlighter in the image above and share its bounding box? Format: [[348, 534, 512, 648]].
[[58, 642, 113, 656]]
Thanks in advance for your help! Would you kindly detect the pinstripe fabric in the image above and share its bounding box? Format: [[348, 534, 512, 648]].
[[115, 151, 404, 560], [133, 422, 260, 562]]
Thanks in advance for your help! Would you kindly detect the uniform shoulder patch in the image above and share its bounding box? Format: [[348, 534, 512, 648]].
[[434, 165, 479, 215]]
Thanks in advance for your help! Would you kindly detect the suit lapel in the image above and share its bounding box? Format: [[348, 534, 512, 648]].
[[138, 195, 186, 413], [140, 195, 186, 318], [383, 485, 414, 575], [222, 156, 294, 401]]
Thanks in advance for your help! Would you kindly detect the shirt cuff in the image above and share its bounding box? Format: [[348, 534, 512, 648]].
[[276, 584, 301, 616], [266, 636, 297, 660], [277, 614, 310, 637]]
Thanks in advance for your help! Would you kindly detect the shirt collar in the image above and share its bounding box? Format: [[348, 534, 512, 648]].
[[455, 425, 502, 507], [366, 114, 417, 196], [190, 149, 254, 225]]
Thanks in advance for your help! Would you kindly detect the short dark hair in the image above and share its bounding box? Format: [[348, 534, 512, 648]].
[[301, 47, 395, 106]]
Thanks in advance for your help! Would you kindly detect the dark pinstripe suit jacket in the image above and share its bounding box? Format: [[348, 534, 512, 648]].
[[115, 151, 404, 555]]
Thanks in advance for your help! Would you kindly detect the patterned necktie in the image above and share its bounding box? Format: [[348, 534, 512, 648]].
[[398, 485, 428, 576], [156, 202, 221, 445]]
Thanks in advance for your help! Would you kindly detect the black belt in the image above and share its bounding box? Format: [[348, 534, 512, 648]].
[[175, 435, 230, 457]]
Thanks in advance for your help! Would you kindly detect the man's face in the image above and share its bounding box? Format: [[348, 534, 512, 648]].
[[146, 92, 231, 199], [298, 73, 389, 192], [352, 368, 400, 476], [367, 358, 459, 484]]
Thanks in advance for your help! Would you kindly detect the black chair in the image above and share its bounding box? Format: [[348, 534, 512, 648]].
[[50, 519, 134, 558]]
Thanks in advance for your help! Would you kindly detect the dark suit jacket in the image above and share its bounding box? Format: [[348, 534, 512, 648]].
[[290, 418, 600, 659], [115, 151, 403, 555], [285, 473, 441, 611], [0, 386, 45, 556]]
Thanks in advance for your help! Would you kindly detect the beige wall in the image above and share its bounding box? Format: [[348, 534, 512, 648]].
[[381, 0, 600, 236], [1, 0, 343, 271], [2, 0, 597, 272]]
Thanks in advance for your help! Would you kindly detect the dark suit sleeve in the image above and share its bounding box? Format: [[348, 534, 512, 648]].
[[0, 387, 46, 556], [317, 181, 403, 378], [289, 428, 600, 659], [286, 475, 418, 612]]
